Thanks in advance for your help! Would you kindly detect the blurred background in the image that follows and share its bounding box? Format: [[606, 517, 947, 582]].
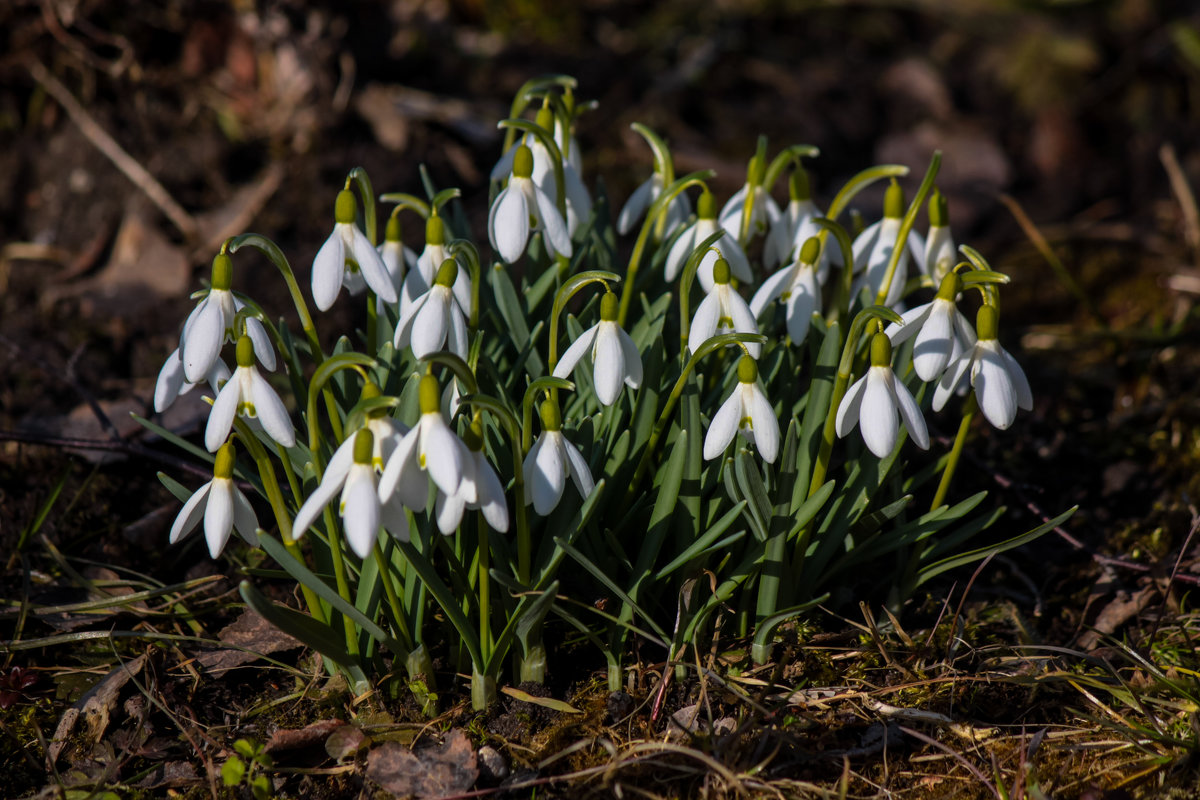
[[3, 0, 1200, 615]]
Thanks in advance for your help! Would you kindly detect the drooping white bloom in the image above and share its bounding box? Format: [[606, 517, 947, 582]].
[[379, 375, 470, 513], [933, 305, 1032, 430], [666, 189, 752, 290], [523, 399, 595, 516], [885, 272, 977, 383], [688, 257, 761, 359], [922, 190, 956, 284], [617, 172, 691, 237], [399, 214, 468, 318], [179, 252, 274, 384], [488, 145, 572, 263], [154, 347, 230, 413], [311, 189, 398, 311], [703, 355, 780, 463], [434, 422, 509, 534], [293, 429, 407, 558], [750, 235, 822, 346], [204, 336, 295, 453], [377, 214, 418, 311], [169, 442, 258, 558], [532, 148, 592, 238], [836, 331, 930, 459], [553, 291, 642, 406], [394, 258, 471, 361], [718, 167, 781, 242], [852, 180, 925, 308]]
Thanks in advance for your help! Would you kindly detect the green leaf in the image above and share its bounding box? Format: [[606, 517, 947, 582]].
[[657, 502, 747, 579], [394, 539, 483, 669], [238, 580, 358, 671], [221, 756, 246, 786], [490, 263, 544, 375], [916, 507, 1076, 586]]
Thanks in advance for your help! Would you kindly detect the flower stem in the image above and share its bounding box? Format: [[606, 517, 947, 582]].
[[931, 392, 977, 512], [373, 541, 414, 651], [875, 152, 940, 306], [321, 505, 360, 657]]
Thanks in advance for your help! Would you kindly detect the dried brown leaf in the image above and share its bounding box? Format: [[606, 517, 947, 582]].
[[366, 729, 478, 799]]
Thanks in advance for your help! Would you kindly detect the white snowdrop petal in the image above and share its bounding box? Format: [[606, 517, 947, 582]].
[[242, 317, 276, 372], [393, 291, 429, 350], [617, 178, 654, 235], [836, 374, 869, 438], [435, 491, 468, 535], [746, 385, 780, 463], [231, 487, 259, 546], [885, 303, 932, 345], [204, 479, 235, 558], [490, 186, 530, 264], [688, 293, 722, 356], [553, 323, 599, 380], [446, 303, 469, 361], [350, 226, 397, 304], [530, 434, 566, 515], [249, 370, 295, 448], [851, 220, 882, 271], [564, 163, 593, 230], [749, 266, 794, 319], [784, 281, 817, 345], [410, 290, 449, 358], [169, 482, 211, 544], [471, 454, 509, 533], [859, 369, 898, 458], [727, 292, 761, 358], [592, 324, 626, 406], [489, 143, 517, 182], [155, 349, 186, 413], [312, 230, 345, 311], [999, 346, 1033, 411], [889, 374, 930, 450], [204, 372, 242, 452], [618, 328, 643, 389], [343, 469, 381, 558], [665, 225, 698, 284], [422, 418, 465, 496], [293, 447, 354, 540], [704, 389, 743, 461], [721, 235, 754, 283], [562, 437, 595, 501], [535, 186, 573, 258], [912, 301, 956, 381], [933, 354, 974, 412], [975, 345, 1018, 429], [183, 297, 224, 383]]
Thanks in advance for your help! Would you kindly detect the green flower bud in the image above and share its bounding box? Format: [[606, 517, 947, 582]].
[[697, 189, 716, 220], [712, 257, 732, 285], [599, 291, 619, 322], [353, 429, 375, 465], [737, 355, 758, 384], [211, 253, 233, 291], [214, 442, 237, 479], [883, 180, 905, 220], [539, 399, 562, 432], [425, 214, 445, 246], [535, 103, 554, 132], [976, 304, 999, 340], [798, 236, 821, 265], [434, 258, 458, 287], [385, 215, 403, 243], [789, 168, 811, 202], [360, 381, 385, 418], [463, 419, 484, 452], [513, 146, 534, 179], [335, 190, 357, 224], [418, 375, 440, 414], [929, 188, 949, 227], [934, 271, 962, 301], [870, 331, 892, 367], [235, 335, 255, 368]]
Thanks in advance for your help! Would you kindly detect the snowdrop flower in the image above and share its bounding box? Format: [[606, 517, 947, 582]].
[[527, 107, 592, 238], [435, 420, 509, 534], [379, 375, 469, 513], [617, 171, 691, 237], [885, 272, 976, 383], [169, 442, 258, 558], [311, 189, 397, 311], [394, 259, 471, 361], [293, 430, 405, 558], [922, 189, 956, 284], [523, 399, 594, 516], [764, 168, 821, 270], [852, 180, 925, 308], [489, 145, 572, 263], [688, 257, 761, 359], [933, 305, 1032, 430], [666, 189, 752, 290], [154, 347, 230, 413], [356, 382, 410, 471], [718, 157, 780, 242], [704, 355, 780, 463], [837, 331, 930, 459], [378, 214, 418, 309], [553, 291, 642, 406], [750, 236, 822, 346], [399, 214, 467, 317], [205, 335, 296, 453], [179, 253, 274, 384]]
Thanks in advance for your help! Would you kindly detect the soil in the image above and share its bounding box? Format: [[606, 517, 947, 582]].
[[3, 1, 1200, 798]]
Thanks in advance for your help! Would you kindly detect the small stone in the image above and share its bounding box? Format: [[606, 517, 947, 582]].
[[477, 745, 508, 784], [606, 691, 634, 721]]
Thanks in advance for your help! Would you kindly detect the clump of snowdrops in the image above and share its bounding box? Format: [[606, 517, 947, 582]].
[[146, 76, 1072, 710]]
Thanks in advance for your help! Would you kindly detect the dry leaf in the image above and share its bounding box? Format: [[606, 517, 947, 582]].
[[196, 609, 300, 674], [49, 654, 147, 765], [366, 729, 478, 799], [265, 719, 346, 754]]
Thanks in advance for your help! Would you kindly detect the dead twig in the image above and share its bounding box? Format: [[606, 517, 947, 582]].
[[1160, 143, 1200, 266], [25, 57, 198, 241]]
